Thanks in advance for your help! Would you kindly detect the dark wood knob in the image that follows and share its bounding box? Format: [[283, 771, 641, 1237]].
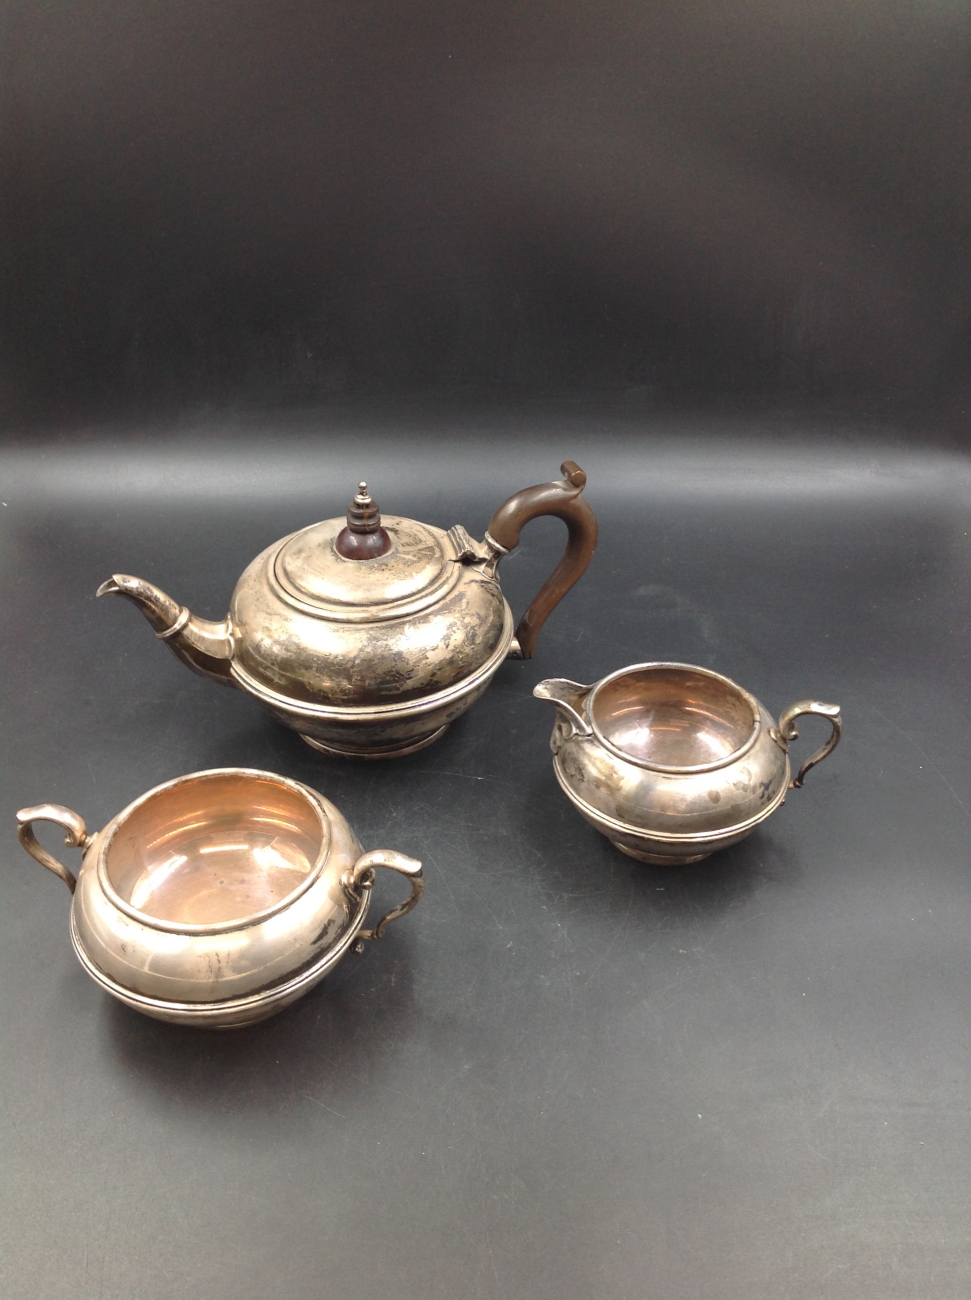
[[334, 482, 393, 560]]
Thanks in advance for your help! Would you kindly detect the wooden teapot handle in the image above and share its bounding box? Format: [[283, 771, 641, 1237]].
[[486, 461, 598, 660]]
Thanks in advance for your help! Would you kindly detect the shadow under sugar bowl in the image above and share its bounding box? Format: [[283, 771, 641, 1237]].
[[16, 768, 423, 1028], [534, 663, 842, 865]]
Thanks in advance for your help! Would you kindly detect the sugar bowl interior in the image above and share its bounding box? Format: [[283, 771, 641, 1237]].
[[16, 768, 423, 1028], [106, 770, 326, 926], [535, 663, 842, 865]]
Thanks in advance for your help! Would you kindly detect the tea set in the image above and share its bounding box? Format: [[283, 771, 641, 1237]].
[[15, 460, 842, 1026]]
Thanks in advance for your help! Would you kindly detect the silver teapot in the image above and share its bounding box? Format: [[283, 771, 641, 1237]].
[[99, 463, 597, 758]]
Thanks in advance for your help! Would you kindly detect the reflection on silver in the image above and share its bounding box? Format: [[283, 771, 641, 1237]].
[[95, 464, 597, 757], [16, 769, 424, 1027], [535, 663, 842, 866]]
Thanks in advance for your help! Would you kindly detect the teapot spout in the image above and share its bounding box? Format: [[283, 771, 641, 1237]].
[[97, 574, 236, 686]]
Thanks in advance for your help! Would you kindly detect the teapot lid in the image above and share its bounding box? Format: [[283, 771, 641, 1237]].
[[272, 482, 462, 621]]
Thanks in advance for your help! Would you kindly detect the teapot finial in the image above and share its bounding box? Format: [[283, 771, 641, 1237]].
[[335, 480, 393, 560]]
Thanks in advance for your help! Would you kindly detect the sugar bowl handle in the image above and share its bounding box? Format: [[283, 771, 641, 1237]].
[[776, 701, 843, 789], [16, 804, 93, 894], [342, 850, 424, 942], [487, 461, 598, 660]]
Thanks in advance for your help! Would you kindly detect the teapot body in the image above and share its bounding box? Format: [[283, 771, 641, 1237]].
[[98, 464, 597, 758], [228, 517, 514, 757]]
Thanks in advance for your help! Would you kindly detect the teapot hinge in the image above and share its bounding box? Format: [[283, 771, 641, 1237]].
[[447, 524, 493, 565]]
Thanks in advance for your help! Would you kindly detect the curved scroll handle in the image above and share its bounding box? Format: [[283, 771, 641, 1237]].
[[775, 701, 843, 789], [486, 461, 598, 660], [341, 849, 424, 944], [16, 804, 93, 894]]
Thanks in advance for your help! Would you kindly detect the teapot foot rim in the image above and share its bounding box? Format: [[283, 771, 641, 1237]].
[[611, 841, 712, 866], [300, 725, 449, 760]]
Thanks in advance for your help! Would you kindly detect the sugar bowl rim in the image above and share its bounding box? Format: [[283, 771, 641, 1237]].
[[96, 767, 333, 937]]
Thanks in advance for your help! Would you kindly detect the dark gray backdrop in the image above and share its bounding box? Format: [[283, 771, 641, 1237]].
[[3, 5, 971, 1299], [2, 0, 970, 427], [3, 428, 971, 1299]]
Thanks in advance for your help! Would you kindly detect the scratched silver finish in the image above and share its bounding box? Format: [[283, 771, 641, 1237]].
[[535, 664, 841, 864], [16, 769, 423, 1027], [96, 465, 596, 757]]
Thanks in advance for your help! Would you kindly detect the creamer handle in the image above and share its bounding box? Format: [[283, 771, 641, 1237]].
[[16, 804, 92, 894], [486, 461, 598, 660], [775, 701, 843, 789]]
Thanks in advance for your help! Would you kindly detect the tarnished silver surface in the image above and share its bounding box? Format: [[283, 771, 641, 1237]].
[[535, 663, 842, 865], [96, 465, 597, 757], [15, 769, 423, 1027]]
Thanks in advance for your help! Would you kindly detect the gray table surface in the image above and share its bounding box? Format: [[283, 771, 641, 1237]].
[[2, 417, 969, 1299]]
